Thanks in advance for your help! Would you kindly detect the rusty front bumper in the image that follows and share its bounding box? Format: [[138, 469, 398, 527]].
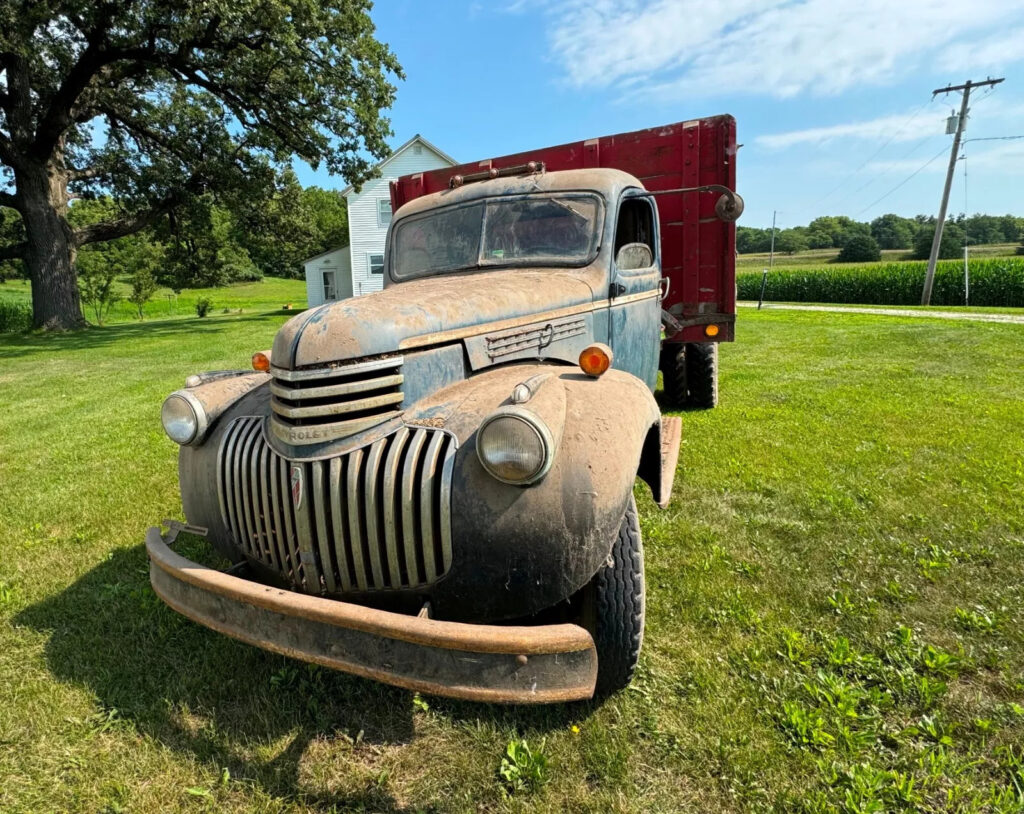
[[146, 524, 598, 703]]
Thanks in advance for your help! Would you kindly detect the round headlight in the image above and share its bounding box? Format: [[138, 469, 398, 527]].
[[476, 410, 553, 485], [161, 392, 206, 445]]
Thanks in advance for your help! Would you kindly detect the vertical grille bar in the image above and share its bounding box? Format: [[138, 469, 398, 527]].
[[439, 438, 456, 573], [310, 461, 337, 593], [345, 448, 370, 591], [278, 456, 302, 585], [328, 457, 354, 592], [268, 446, 291, 576], [257, 442, 282, 568], [362, 438, 389, 588], [382, 428, 410, 588], [218, 418, 244, 546], [400, 429, 428, 587], [419, 432, 446, 584]]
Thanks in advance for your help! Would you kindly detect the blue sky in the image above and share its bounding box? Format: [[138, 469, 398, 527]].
[[294, 0, 1024, 230]]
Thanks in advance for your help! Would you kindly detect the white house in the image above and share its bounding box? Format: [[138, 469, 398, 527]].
[[303, 135, 456, 307]]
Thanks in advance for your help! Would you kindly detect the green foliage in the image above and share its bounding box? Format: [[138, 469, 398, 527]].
[[913, 222, 965, 260], [233, 172, 350, 279], [194, 297, 213, 318], [77, 263, 120, 325], [775, 228, 809, 255], [499, 739, 549, 795], [739, 257, 1024, 306], [128, 269, 159, 320], [0, 300, 31, 332], [0, 207, 27, 281], [836, 234, 881, 263], [870, 213, 917, 249]]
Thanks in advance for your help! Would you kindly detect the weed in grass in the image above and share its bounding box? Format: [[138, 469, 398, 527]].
[[498, 738, 549, 796], [954, 605, 1000, 632]]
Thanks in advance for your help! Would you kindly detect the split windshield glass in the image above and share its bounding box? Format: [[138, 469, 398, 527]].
[[392, 194, 602, 279]]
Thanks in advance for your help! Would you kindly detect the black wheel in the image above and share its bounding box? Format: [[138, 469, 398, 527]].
[[589, 495, 645, 698], [659, 343, 688, 409], [684, 342, 718, 409]]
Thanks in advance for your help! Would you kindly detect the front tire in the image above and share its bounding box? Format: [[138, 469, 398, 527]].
[[590, 495, 645, 698]]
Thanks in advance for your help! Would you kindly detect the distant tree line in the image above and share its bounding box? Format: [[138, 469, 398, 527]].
[[738, 213, 1024, 262], [0, 170, 348, 317]]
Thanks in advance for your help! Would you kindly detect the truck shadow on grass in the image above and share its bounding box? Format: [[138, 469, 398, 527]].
[[15, 542, 584, 808]]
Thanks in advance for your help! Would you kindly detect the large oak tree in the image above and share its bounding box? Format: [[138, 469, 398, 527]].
[[0, 0, 400, 329]]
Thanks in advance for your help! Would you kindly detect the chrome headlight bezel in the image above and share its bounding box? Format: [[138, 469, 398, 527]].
[[476, 407, 555, 486], [161, 390, 209, 446]]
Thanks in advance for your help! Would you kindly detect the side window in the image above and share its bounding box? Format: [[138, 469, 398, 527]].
[[614, 197, 656, 269], [368, 253, 385, 275], [378, 198, 392, 227]]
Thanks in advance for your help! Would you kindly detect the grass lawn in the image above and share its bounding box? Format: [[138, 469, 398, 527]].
[[1, 308, 1023, 812], [0, 275, 308, 323]]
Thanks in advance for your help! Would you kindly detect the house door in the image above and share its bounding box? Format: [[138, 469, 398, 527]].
[[322, 269, 338, 301]]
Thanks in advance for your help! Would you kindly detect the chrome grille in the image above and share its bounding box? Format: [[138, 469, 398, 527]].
[[269, 356, 404, 445], [217, 417, 456, 593]]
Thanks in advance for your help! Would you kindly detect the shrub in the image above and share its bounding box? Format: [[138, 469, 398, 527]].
[[0, 300, 32, 333], [836, 234, 881, 263], [194, 296, 213, 318], [738, 257, 1024, 307]]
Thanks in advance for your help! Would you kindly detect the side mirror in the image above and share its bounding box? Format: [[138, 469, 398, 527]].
[[615, 242, 654, 270]]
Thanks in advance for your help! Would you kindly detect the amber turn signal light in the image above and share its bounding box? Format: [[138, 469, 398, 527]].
[[579, 343, 613, 377], [704, 324, 720, 337], [251, 351, 271, 372]]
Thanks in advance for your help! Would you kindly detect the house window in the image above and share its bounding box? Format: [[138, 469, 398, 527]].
[[322, 270, 337, 301], [378, 198, 392, 226], [368, 253, 385, 275]]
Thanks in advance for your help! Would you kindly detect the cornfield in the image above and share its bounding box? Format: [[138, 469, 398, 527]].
[[738, 257, 1024, 307]]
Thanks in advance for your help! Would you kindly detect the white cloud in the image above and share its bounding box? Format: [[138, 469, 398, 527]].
[[755, 98, 1024, 150], [529, 0, 1024, 100]]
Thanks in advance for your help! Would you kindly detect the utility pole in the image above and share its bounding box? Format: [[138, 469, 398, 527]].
[[921, 77, 1004, 305]]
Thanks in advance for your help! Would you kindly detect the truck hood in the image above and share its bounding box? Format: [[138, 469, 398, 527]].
[[273, 269, 597, 368]]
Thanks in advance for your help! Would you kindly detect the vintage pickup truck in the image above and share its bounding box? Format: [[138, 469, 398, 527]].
[[148, 117, 741, 703]]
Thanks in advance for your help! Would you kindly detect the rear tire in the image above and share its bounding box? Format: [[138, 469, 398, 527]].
[[684, 342, 718, 409], [590, 495, 645, 698], [659, 344, 688, 409]]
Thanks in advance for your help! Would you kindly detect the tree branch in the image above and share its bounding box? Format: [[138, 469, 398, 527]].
[[67, 165, 105, 182], [73, 171, 204, 246], [0, 190, 20, 210], [0, 240, 27, 261]]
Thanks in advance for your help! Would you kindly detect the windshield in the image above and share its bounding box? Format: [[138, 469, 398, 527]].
[[392, 194, 602, 279]]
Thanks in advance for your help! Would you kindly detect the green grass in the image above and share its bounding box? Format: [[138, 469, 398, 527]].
[[0, 275, 308, 324], [2, 308, 1023, 812], [737, 243, 1020, 272]]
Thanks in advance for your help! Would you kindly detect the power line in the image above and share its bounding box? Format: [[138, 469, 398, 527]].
[[805, 98, 934, 213], [855, 144, 950, 216]]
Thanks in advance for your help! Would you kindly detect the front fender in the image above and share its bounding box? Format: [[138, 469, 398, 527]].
[[406, 363, 660, 621]]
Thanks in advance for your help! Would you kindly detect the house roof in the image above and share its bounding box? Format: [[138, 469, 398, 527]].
[[301, 245, 347, 265], [339, 134, 457, 197]]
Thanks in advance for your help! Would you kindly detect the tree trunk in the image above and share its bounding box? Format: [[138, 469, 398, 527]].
[[16, 157, 87, 330]]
